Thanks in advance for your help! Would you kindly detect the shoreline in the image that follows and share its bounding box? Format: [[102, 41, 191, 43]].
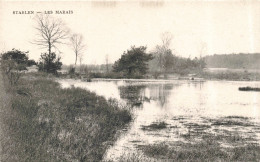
[[0, 72, 132, 161], [61, 75, 260, 83]]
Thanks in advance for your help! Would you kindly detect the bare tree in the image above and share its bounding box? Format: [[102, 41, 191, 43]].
[[33, 14, 69, 56], [161, 32, 173, 50], [79, 53, 84, 73], [154, 32, 173, 73], [69, 33, 85, 66], [105, 54, 109, 73], [198, 41, 207, 69], [198, 41, 207, 58]]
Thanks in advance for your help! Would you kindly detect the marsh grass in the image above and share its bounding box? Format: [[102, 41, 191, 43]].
[[138, 133, 260, 161], [239, 86, 260, 91], [126, 116, 260, 161], [1, 73, 132, 161], [209, 117, 255, 127], [141, 121, 168, 131]]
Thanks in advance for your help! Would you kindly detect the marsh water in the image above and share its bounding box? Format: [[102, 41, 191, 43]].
[[58, 79, 260, 160]]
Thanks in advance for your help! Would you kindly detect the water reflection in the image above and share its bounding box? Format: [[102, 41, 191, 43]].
[[118, 85, 146, 107], [58, 79, 260, 160], [148, 84, 175, 108], [118, 83, 176, 108]]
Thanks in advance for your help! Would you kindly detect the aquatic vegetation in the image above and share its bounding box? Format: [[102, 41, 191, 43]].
[[239, 86, 260, 91], [210, 117, 255, 127], [138, 132, 260, 161], [141, 121, 169, 131], [130, 116, 260, 161]]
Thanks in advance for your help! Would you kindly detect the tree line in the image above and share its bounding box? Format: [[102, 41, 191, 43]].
[[204, 53, 260, 69], [1, 14, 206, 83]]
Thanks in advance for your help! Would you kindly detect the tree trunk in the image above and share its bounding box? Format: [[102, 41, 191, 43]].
[[75, 53, 77, 67], [48, 41, 51, 73], [48, 42, 51, 56], [106, 65, 109, 74]]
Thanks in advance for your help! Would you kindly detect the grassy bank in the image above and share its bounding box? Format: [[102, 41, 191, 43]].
[[0, 72, 131, 161]]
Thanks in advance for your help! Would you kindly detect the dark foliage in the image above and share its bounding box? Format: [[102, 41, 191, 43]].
[[27, 59, 37, 67], [113, 46, 153, 78], [238, 86, 260, 91], [1, 49, 36, 70], [0, 49, 36, 85], [68, 65, 75, 74], [37, 52, 62, 74]]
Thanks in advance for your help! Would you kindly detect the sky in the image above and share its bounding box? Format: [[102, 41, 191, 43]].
[[0, 0, 260, 65]]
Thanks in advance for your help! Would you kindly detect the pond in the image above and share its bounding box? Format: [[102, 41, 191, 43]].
[[58, 79, 260, 160]]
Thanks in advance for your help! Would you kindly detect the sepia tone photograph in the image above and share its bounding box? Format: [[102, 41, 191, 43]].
[[0, 0, 260, 161]]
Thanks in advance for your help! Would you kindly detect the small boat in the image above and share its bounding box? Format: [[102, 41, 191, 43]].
[[238, 87, 260, 91]]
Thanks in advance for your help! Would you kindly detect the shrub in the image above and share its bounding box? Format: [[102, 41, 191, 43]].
[[68, 66, 75, 74], [113, 46, 153, 78], [37, 52, 62, 74], [0, 49, 35, 85]]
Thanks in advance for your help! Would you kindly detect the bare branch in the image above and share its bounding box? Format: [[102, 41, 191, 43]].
[[161, 32, 173, 50], [69, 33, 86, 66], [32, 13, 69, 55]]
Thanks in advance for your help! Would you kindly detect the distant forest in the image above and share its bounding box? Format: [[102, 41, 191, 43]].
[[204, 53, 260, 69], [62, 53, 260, 76]]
